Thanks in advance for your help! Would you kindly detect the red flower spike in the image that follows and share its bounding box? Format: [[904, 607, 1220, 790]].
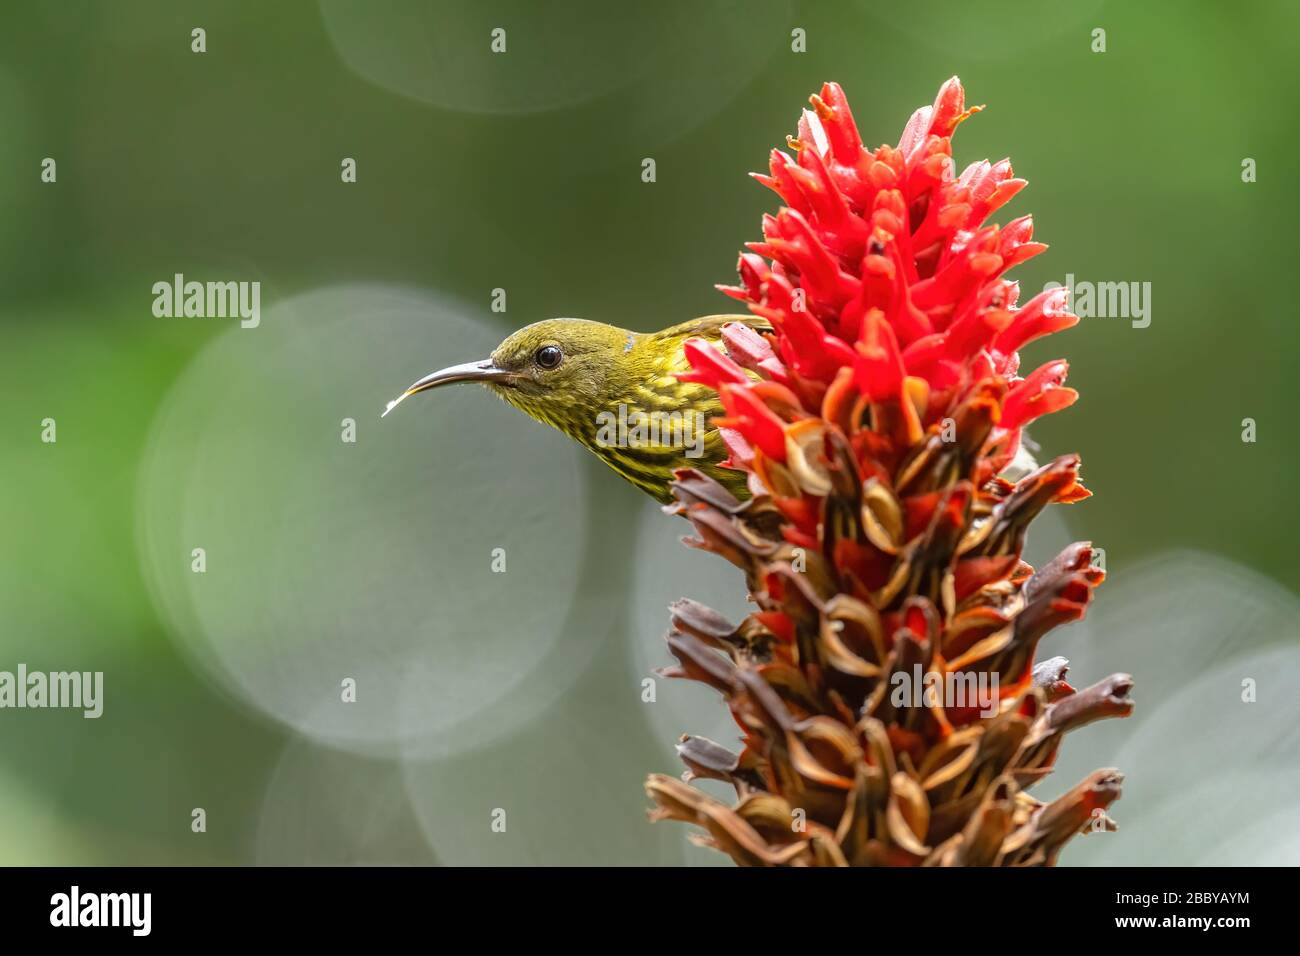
[[654, 79, 1127, 868]]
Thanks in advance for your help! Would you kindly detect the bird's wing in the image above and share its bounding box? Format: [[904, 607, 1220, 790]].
[[650, 313, 772, 343]]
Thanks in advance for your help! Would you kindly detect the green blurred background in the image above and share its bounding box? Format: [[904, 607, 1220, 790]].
[[2, 0, 1298, 865]]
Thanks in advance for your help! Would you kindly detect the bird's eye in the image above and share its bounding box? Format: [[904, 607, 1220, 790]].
[[534, 345, 563, 370]]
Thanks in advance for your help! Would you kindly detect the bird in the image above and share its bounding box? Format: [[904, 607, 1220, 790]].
[[383, 315, 768, 503]]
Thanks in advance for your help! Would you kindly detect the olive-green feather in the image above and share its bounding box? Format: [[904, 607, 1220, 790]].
[[482, 314, 768, 502]]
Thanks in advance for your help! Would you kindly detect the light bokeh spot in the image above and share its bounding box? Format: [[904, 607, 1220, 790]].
[[138, 285, 589, 755]]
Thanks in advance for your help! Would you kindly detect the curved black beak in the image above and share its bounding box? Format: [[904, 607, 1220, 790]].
[[382, 359, 517, 417]]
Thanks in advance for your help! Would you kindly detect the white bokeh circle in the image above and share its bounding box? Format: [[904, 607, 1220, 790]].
[[256, 721, 438, 865], [1050, 551, 1300, 865], [318, 0, 791, 137], [401, 706, 694, 866], [137, 284, 592, 756]]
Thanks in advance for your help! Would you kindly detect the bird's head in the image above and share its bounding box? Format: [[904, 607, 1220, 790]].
[[384, 318, 638, 441]]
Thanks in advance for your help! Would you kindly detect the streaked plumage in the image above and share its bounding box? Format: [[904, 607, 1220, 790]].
[[385, 314, 768, 502]]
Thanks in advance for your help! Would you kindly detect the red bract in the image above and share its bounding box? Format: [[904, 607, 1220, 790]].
[[711, 76, 1078, 479], [647, 79, 1132, 868]]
